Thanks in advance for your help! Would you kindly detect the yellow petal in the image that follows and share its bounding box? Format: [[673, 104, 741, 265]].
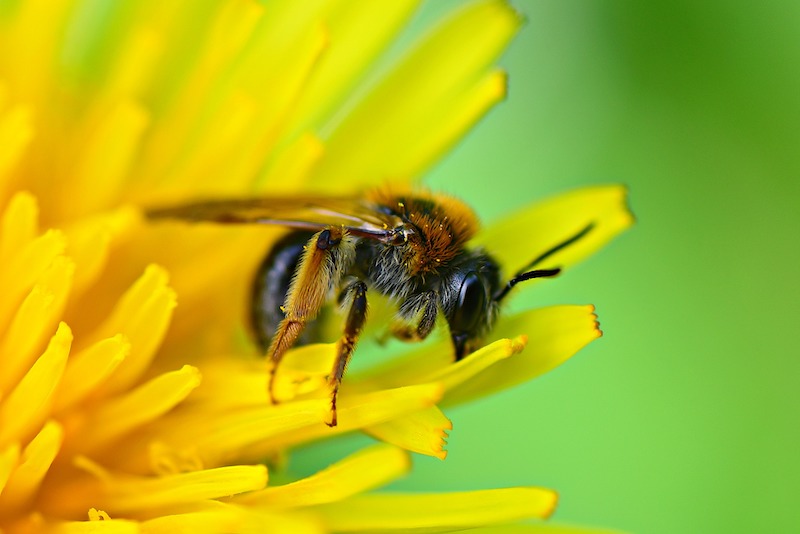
[[255, 132, 325, 192], [186, 356, 269, 410], [285, 0, 421, 135], [0, 103, 34, 198], [75, 365, 201, 452], [309, 0, 522, 190], [443, 305, 602, 406], [0, 228, 66, 333], [47, 512, 139, 534], [0, 229, 66, 290], [476, 185, 634, 279], [154, 1, 329, 195], [63, 207, 140, 308], [111, 398, 327, 474], [57, 522, 139, 533], [1, 226, 65, 282], [270, 383, 446, 451], [0, 443, 21, 494], [237, 444, 410, 509], [350, 337, 453, 392], [416, 336, 524, 391], [147, 441, 205, 476], [0, 420, 63, 514], [272, 343, 336, 402], [69, 100, 150, 218], [127, 0, 263, 194], [0, 0, 72, 104], [0, 323, 71, 447], [0, 256, 74, 394], [0, 323, 72, 452], [54, 335, 130, 414], [0, 190, 38, 263], [350, 335, 521, 394], [100, 26, 161, 102], [64, 207, 141, 328], [135, 226, 271, 359], [140, 502, 324, 534], [313, 487, 558, 532], [205, 0, 266, 65], [130, 382, 444, 471], [365, 406, 452, 459], [204, 23, 328, 192], [42, 458, 267, 519], [391, 68, 508, 179], [86, 265, 176, 396], [75, 458, 267, 516]]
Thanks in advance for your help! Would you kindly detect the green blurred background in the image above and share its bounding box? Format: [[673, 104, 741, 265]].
[[296, 1, 800, 532]]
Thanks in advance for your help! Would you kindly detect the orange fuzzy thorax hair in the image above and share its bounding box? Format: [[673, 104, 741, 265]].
[[368, 188, 480, 275]]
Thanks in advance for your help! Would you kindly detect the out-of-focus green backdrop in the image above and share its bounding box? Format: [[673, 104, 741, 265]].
[[296, 1, 799, 533]]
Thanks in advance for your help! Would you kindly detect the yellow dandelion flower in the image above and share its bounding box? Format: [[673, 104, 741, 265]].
[[0, 0, 632, 532]]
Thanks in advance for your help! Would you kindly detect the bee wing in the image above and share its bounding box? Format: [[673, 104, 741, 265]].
[[146, 196, 402, 243]]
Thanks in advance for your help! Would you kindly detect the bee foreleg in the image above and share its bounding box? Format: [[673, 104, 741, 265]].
[[391, 291, 438, 341], [267, 227, 355, 404], [326, 280, 368, 427]]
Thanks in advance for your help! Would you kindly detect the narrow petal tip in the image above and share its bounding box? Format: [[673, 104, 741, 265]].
[[587, 304, 603, 338], [542, 488, 560, 519], [435, 428, 451, 461], [510, 334, 528, 353], [619, 184, 637, 226], [497, 69, 509, 101], [430, 420, 452, 461]]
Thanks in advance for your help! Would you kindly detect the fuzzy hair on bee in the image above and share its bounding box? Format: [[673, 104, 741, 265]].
[[147, 188, 588, 426]]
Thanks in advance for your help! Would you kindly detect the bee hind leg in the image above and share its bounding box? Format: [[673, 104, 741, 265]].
[[267, 228, 355, 404], [326, 280, 368, 427]]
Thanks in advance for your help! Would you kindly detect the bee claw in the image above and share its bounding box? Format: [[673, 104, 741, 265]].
[[325, 407, 338, 427], [267, 367, 280, 405]]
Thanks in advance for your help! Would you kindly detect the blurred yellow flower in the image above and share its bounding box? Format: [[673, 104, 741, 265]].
[[0, 0, 632, 532]]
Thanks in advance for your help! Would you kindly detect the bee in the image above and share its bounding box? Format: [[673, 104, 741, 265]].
[[147, 189, 592, 426]]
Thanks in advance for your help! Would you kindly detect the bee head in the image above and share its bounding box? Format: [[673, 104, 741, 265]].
[[445, 256, 565, 358], [447, 223, 595, 358], [443, 252, 502, 359]]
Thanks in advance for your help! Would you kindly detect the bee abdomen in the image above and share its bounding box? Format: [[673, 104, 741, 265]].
[[251, 231, 315, 351]]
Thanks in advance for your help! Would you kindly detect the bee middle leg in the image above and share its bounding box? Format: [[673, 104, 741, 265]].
[[391, 291, 438, 342], [326, 280, 368, 427], [267, 227, 355, 403]]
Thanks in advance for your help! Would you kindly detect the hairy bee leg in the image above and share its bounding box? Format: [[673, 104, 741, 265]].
[[391, 291, 438, 341], [326, 281, 368, 427], [267, 227, 355, 404]]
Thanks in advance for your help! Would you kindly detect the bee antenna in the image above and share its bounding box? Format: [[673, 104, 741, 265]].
[[494, 268, 561, 302], [519, 222, 595, 274], [493, 222, 595, 303]]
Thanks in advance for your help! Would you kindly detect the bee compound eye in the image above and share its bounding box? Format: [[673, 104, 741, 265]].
[[451, 272, 487, 333]]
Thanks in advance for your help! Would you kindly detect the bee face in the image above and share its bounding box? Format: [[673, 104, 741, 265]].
[[440, 251, 502, 359]]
